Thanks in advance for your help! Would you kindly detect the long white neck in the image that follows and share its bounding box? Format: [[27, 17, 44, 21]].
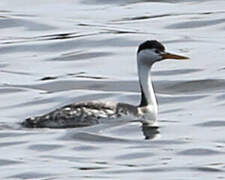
[[137, 61, 158, 113]]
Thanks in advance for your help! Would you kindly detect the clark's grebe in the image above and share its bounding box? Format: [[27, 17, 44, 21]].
[[23, 40, 188, 128]]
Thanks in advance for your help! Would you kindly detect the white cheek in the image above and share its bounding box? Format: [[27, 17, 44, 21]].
[[137, 50, 159, 65]]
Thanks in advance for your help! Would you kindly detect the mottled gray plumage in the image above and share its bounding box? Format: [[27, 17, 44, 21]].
[[23, 102, 139, 128]]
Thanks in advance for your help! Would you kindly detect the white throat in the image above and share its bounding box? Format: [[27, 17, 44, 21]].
[[137, 51, 158, 119]]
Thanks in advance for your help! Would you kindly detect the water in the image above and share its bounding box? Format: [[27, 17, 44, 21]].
[[1, 0, 225, 179]]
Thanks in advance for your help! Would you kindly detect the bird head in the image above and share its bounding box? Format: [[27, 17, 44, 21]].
[[137, 40, 189, 66]]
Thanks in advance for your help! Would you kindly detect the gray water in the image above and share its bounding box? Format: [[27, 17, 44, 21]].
[[1, 0, 225, 179]]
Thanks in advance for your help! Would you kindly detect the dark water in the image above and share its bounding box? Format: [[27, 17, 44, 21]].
[[1, 0, 225, 179]]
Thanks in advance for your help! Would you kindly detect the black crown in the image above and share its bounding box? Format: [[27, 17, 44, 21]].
[[137, 40, 165, 53]]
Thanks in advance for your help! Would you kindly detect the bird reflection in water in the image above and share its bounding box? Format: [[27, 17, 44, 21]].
[[141, 122, 160, 140]]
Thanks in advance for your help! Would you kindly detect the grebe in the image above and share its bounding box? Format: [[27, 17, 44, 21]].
[[23, 40, 188, 128]]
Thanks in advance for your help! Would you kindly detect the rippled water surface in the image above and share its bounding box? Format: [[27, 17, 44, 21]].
[[1, 0, 225, 179]]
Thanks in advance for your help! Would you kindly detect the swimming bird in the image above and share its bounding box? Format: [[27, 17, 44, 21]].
[[23, 40, 188, 128]]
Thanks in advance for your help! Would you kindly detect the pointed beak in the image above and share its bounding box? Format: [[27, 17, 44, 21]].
[[162, 52, 189, 60]]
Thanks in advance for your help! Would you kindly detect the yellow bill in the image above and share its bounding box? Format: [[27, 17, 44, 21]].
[[162, 52, 189, 60]]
